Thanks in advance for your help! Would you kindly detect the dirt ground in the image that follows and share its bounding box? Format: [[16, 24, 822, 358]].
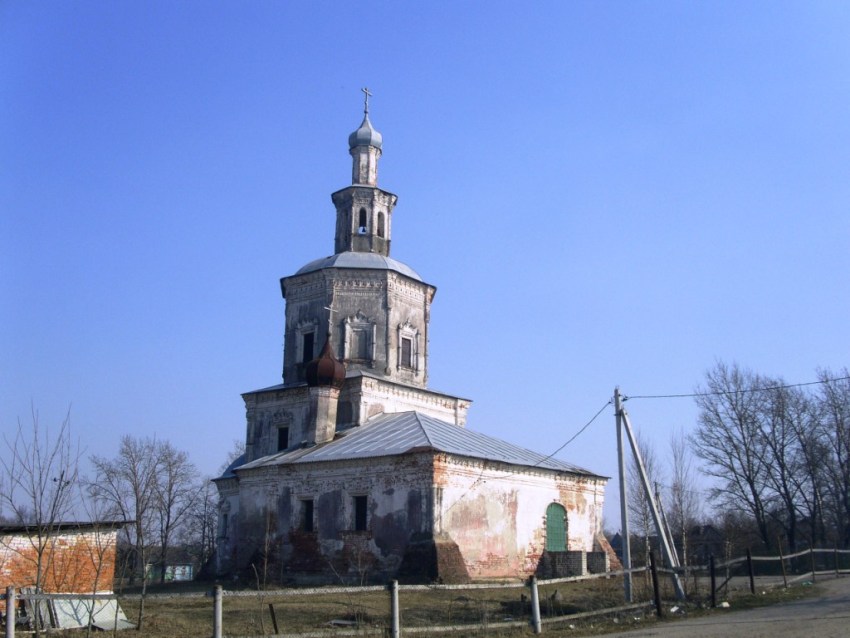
[[604, 575, 850, 638]]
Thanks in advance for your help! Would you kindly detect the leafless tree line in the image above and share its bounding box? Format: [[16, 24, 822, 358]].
[[691, 363, 850, 552], [627, 427, 702, 568], [1, 411, 221, 631]]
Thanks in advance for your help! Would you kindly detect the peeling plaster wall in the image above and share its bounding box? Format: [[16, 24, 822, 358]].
[[217, 450, 606, 583], [342, 376, 470, 428], [220, 454, 435, 583], [242, 379, 470, 464], [281, 269, 435, 388], [433, 454, 606, 579]]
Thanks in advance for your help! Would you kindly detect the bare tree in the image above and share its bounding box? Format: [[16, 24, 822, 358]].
[[627, 430, 663, 567], [89, 436, 159, 629], [0, 407, 79, 636], [816, 368, 850, 547], [667, 427, 701, 566], [218, 438, 246, 475], [691, 362, 772, 549], [153, 442, 199, 584], [757, 381, 806, 551], [180, 479, 219, 573]]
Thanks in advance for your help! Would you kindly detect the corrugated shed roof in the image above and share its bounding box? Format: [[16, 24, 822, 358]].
[[237, 411, 598, 476]]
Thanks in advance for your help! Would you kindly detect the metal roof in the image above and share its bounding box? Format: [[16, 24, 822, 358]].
[[237, 411, 598, 476], [292, 251, 424, 282]]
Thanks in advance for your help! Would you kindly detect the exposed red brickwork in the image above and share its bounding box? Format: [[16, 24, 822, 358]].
[[594, 532, 622, 571], [0, 527, 119, 611]]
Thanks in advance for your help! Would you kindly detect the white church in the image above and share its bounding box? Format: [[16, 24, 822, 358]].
[[214, 94, 612, 584]]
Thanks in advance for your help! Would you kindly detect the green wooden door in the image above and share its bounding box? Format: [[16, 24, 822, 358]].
[[545, 503, 567, 551]]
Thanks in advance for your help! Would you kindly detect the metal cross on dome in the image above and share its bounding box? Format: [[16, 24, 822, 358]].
[[361, 87, 372, 114]]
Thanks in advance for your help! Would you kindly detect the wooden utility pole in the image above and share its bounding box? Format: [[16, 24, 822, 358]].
[[615, 388, 633, 602]]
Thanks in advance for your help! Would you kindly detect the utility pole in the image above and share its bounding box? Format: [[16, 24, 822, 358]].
[[615, 387, 633, 602], [620, 405, 686, 600]]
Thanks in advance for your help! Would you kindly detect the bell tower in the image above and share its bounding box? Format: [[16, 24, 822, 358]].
[[333, 87, 398, 257]]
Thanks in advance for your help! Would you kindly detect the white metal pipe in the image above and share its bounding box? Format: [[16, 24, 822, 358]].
[[529, 576, 542, 634]]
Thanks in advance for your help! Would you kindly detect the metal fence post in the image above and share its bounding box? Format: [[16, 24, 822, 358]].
[[777, 545, 788, 588], [746, 548, 755, 595], [810, 545, 816, 583], [709, 555, 716, 608], [648, 552, 663, 618], [529, 576, 542, 634], [212, 585, 223, 638], [5, 586, 14, 638], [390, 580, 400, 638]]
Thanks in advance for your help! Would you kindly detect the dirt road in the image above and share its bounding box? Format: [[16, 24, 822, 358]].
[[607, 576, 850, 638]]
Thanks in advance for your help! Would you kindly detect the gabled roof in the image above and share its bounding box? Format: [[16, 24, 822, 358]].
[[236, 411, 600, 477]]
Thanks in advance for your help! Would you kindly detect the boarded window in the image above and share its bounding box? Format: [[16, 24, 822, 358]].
[[545, 503, 567, 551], [277, 427, 289, 452], [301, 499, 314, 533], [302, 332, 314, 364], [354, 495, 368, 531], [377, 212, 385, 238], [401, 337, 412, 367]]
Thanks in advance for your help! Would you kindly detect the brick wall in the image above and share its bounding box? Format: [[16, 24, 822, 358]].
[[586, 551, 609, 574], [0, 527, 119, 610]]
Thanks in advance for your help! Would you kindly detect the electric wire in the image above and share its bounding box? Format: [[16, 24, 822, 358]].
[[623, 375, 850, 402], [436, 399, 613, 524]]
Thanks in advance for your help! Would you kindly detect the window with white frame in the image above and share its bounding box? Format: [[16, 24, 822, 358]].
[[397, 322, 419, 371]]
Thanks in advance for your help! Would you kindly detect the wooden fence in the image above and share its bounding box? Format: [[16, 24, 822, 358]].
[[2, 546, 849, 637]]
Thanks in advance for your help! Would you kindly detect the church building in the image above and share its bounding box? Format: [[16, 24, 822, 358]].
[[214, 95, 611, 584]]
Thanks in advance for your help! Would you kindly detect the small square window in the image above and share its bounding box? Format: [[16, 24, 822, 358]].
[[354, 495, 368, 531], [300, 499, 314, 533]]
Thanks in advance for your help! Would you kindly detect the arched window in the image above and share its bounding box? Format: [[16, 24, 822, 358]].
[[545, 503, 567, 551], [358, 208, 367, 232], [377, 212, 385, 238]]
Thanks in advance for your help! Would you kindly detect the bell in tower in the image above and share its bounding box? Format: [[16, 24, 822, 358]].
[[333, 87, 398, 257]]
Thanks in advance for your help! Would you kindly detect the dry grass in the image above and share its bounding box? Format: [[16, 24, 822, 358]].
[[38, 573, 820, 638]]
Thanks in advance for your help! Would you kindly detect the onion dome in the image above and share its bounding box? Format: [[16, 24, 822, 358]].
[[305, 337, 346, 389], [348, 114, 383, 150]]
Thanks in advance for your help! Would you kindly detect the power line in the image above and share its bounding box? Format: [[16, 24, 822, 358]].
[[623, 375, 850, 402], [533, 399, 612, 465], [436, 399, 613, 524]]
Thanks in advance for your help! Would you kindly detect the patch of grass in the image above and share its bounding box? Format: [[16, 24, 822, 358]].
[[47, 576, 825, 637]]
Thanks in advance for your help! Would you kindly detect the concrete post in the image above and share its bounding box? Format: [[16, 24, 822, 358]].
[[212, 585, 222, 638], [529, 576, 542, 634], [614, 388, 633, 603], [389, 580, 400, 638], [5, 586, 14, 638]]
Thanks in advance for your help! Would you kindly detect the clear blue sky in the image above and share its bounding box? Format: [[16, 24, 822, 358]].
[[2, 2, 848, 527]]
